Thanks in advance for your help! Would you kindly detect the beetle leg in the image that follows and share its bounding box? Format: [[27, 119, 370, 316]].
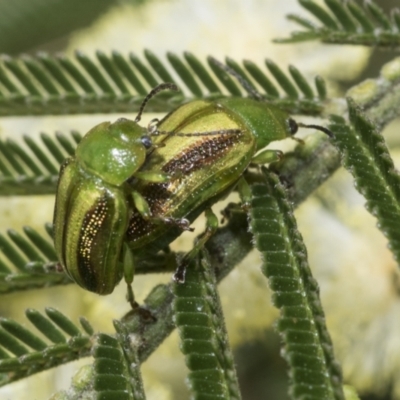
[[173, 208, 218, 283], [122, 244, 155, 319], [51, 262, 65, 273], [132, 190, 152, 220], [132, 190, 193, 231], [220, 202, 245, 223], [291, 136, 305, 145], [155, 216, 194, 231], [251, 149, 283, 165], [147, 118, 160, 134], [121, 243, 139, 309], [236, 176, 252, 211]]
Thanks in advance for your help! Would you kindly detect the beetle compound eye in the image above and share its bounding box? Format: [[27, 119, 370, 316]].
[[288, 118, 298, 135], [141, 135, 153, 149]]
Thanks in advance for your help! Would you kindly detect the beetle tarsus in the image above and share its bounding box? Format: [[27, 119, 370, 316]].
[[54, 262, 64, 273], [129, 298, 140, 310], [123, 302, 157, 322], [160, 217, 194, 231], [291, 136, 305, 145], [173, 263, 187, 283], [176, 218, 194, 231]]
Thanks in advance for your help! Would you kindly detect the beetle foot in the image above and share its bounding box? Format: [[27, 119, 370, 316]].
[[122, 304, 157, 323], [177, 218, 194, 231], [220, 202, 245, 223], [138, 307, 157, 322], [240, 201, 251, 212], [129, 299, 156, 321], [162, 217, 194, 232], [291, 136, 305, 145], [54, 262, 64, 273], [173, 263, 187, 283]]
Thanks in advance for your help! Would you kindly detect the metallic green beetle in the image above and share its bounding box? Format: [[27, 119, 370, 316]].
[[124, 59, 332, 275], [54, 69, 327, 297], [126, 96, 298, 260], [54, 92, 296, 296], [53, 83, 185, 295]]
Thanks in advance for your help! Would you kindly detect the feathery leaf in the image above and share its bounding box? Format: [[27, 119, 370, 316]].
[[174, 251, 241, 400], [278, 0, 400, 47], [91, 330, 141, 400], [0, 225, 70, 294], [0, 131, 80, 196], [52, 324, 146, 400], [0, 309, 92, 387], [0, 51, 327, 116], [247, 169, 344, 399], [329, 98, 400, 266]]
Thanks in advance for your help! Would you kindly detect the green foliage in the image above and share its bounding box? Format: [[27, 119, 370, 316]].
[[0, 131, 81, 195], [0, 224, 71, 294], [173, 252, 241, 400], [0, 54, 328, 198], [329, 99, 400, 265], [248, 170, 343, 399], [278, 0, 400, 47], [0, 51, 326, 116], [82, 328, 146, 400], [0, 308, 92, 386]]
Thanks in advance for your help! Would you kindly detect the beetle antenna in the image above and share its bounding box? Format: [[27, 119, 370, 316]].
[[208, 56, 263, 101], [297, 123, 333, 138], [135, 83, 179, 123]]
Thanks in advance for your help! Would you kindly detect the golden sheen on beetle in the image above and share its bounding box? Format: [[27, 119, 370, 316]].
[[54, 118, 149, 294], [126, 97, 297, 254], [53, 85, 302, 297], [53, 83, 180, 295]]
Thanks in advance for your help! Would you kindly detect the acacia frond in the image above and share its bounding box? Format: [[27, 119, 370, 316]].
[[0, 131, 80, 196], [0, 308, 93, 387], [0, 51, 327, 116], [248, 169, 344, 399], [174, 252, 241, 400], [329, 99, 400, 266], [277, 0, 400, 47], [0, 224, 71, 294]]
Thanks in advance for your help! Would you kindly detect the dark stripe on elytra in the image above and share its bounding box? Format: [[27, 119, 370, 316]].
[[162, 133, 241, 175], [126, 133, 241, 241], [76, 194, 110, 292]]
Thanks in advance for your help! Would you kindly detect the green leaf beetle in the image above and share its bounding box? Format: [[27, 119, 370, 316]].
[[125, 58, 332, 283], [53, 83, 190, 296], [54, 58, 330, 301], [53, 82, 242, 298], [126, 96, 296, 247]]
